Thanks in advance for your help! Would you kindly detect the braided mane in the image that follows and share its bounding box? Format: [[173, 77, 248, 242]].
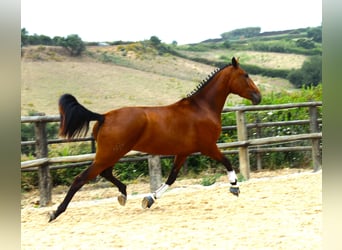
[[186, 64, 231, 98]]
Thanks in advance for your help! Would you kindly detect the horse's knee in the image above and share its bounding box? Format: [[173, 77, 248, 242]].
[[165, 173, 177, 186], [221, 156, 233, 171]]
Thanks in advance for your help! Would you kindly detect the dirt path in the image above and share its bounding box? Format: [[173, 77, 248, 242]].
[[21, 169, 322, 249]]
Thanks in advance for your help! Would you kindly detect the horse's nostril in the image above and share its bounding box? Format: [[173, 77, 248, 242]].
[[252, 93, 261, 105]]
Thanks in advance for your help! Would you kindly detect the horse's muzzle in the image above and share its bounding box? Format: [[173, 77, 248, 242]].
[[251, 92, 262, 105]]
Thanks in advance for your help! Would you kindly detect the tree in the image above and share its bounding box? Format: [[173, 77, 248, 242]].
[[223, 40, 231, 49], [38, 34, 53, 45], [307, 26, 322, 43], [221, 27, 261, 40], [288, 55, 322, 87], [149, 36, 161, 47], [21, 28, 29, 46], [61, 34, 85, 56], [28, 34, 43, 45], [301, 55, 322, 86], [52, 36, 64, 46], [21, 29, 53, 46], [287, 70, 304, 88]]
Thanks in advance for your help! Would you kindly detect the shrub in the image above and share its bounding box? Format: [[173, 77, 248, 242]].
[[60, 34, 85, 56], [21, 172, 38, 192], [149, 36, 161, 47], [307, 26, 322, 43], [287, 55, 322, 87], [201, 174, 221, 186], [296, 38, 316, 49], [21, 118, 59, 157], [51, 165, 88, 186], [250, 40, 321, 55]]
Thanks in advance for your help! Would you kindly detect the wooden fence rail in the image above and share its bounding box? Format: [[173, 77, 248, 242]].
[[21, 102, 322, 206]]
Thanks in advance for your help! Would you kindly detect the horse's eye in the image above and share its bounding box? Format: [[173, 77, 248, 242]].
[[245, 73, 249, 78]]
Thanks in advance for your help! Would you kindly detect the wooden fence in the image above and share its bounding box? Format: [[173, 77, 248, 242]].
[[21, 102, 322, 206]]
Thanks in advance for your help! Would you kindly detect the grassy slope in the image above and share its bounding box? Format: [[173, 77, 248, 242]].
[[178, 49, 307, 70], [21, 46, 215, 115], [21, 45, 298, 116]]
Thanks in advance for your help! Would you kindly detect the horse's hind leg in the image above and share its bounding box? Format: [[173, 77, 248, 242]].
[[49, 161, 112, 222], [49, 165, 92, 222], [100, 167, 127, 206]]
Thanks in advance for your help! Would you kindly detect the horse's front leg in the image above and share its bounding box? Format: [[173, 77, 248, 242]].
[[142, 155, 187, 208], [204, 146, 240, 196]]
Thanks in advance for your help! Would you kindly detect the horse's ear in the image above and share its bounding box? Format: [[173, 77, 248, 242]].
[[232, 57, 239, 68]]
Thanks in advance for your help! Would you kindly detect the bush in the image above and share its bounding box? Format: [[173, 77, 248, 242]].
[[296, 39, 316, 49], [243, 64, 290, 79], [287, 55, 322, 87], [21, 172, 38, 192], [60, 34, 85, 56], [201, 174, 221, 186], [21, 123, 35, 156], [21, 118, 59, 157], [307, 26, 322, 43], [51, 165, 88, 186], [250, 40, 321, 55], [149, 36, 161, 47], [287, 70, 304, 87], [115, 160, 149, 181]]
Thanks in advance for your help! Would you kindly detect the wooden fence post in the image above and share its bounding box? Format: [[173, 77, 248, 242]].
[[34, 114, 52, 206], [236, 110, 250, 180], [148, 155, 162, 192], [255, 115, 262, 171], [309, 106, 322, 171]]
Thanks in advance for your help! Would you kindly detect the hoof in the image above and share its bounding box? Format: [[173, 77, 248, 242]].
[[142, 195, 155, 209], [48, 211, 56, 222], [229, 186, 240, 197], [118, 194, 127, 206]]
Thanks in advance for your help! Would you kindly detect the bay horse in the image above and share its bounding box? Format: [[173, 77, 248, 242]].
[[49, 57, 261, 222]]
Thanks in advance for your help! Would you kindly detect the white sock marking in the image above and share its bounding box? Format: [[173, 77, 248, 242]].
[[228, 170, 238, 184], [154, 183, 169, 199]]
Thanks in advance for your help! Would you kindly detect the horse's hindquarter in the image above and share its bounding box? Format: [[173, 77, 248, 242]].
[[95, 107, 148, 155]]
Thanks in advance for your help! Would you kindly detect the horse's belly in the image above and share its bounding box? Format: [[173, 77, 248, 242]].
[[132, 135, 197, 155]]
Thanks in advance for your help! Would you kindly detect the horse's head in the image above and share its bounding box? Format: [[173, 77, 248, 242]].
[[228, 57, 261, 105]]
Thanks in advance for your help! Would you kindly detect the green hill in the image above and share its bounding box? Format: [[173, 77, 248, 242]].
[[21, 26, 321, 115]]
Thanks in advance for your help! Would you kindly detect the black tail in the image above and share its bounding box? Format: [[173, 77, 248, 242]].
[[58, 94, 104, 139]]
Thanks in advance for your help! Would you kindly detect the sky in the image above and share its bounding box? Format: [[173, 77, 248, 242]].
[[21, 0, 322, 45]]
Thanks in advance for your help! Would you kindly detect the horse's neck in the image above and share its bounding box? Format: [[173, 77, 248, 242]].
[[191, 71, 232, 116]]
